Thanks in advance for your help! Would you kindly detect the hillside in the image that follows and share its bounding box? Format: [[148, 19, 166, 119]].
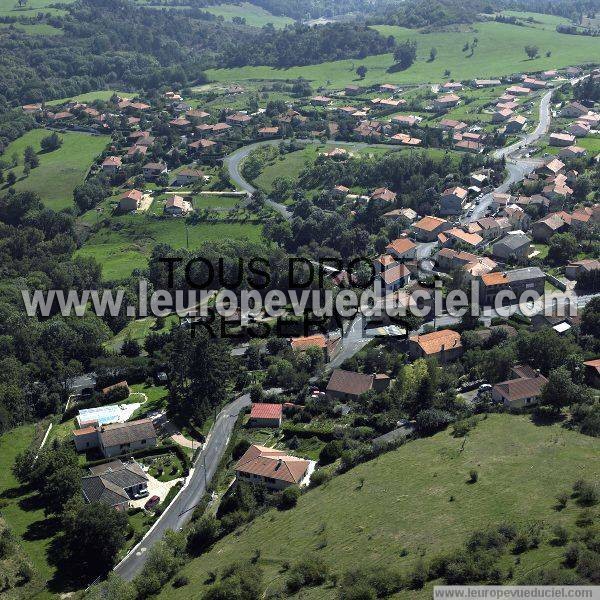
[[161, 414, 600, 599]]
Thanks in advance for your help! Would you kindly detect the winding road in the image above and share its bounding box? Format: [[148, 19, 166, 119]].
[[114, 393, 251, 581]]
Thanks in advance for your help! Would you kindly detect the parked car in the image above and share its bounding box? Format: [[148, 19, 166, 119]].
[[145, 495, 160, 510]]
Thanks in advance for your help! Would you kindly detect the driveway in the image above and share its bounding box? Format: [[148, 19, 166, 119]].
[[129, 473, 184, 510]]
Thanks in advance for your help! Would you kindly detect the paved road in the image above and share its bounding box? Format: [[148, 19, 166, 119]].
[[114, 393, 251, 581]]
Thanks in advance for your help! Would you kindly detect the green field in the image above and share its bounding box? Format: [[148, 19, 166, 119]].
[[253, 143, 456, 194], [104, 314, 179, 352], [76, 217, 263, 280], [0, 0, 73, 17], [161, 414, 600, 599], [0, 21, 62, 34], [207, 19, 600, 88], [46, 90, 132, 106], [204, 2, 292, 28], [0, 424, 57, 592], [1, 128, 109, 210]]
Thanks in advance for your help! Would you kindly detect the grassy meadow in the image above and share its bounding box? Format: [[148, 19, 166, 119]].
[[207, 19, 600, 88], [46, 90, 133, 106], [0, 0, 73, 17], [160, 414, 600, 599], [1, 128, 109, 210], [76, 217, 263, 280], [204, 2, 292, 28]]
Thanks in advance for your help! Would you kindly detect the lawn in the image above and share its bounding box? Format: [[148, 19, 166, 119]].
[[46, 90, 132, 106], [161, 414, 600, 599], [104, 314, 179, 352], [1, 128, 109, 210], [0, 0, 73, 16], [0, 21, 62, 34], [0, 424, 58, 593], [204, 2, 292, 28], [206, 20, 600, 88], [75, 217, 263, 280]]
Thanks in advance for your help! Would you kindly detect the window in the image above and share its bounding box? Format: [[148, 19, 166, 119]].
[[141, 439, 146, 444]]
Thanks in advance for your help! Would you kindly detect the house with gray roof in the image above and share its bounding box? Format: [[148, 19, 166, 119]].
[[82, 460, 148, 511], [492, 233, 531, 261]]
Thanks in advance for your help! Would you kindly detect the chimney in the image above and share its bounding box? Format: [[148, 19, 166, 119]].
[[276, 459, 282, 470]]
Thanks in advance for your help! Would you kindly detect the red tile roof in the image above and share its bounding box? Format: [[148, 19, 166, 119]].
[[235, 445, 309, 484], [250, 403, 283, 420]]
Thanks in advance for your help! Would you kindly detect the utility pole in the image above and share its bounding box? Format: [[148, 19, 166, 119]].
[[202, 452, 207, 489]]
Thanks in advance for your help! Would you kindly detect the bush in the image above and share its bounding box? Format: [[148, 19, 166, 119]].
[[187, 515, 221, 555], [231, 438, 251, 460], [319, 440, 344, 465], [468, 470, 478, 483], [556, 491, 569, 510], [408, 559, 428, 589], [285, 557, 329, 593], [564, 543, 583, 568], [172, 575, 189, 588], [277, 486, 300, 510], [575, 549, 600, 582], [309, 469, 331, 488], [552, 525, 569, 546], [574, 480, 599, 506]]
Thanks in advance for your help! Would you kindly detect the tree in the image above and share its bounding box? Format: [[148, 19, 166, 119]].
[[73, 180, 107, 213], [187, 515, 221, 555], [278, 485, 300, 510], [356, 65, 367, 79], [6, 171, 16, 186], [392, 40, 417, 71], [24, 145, 39, 168], [548, 232, 578, 265], [121, 338, 141, 357], [62, 501, 128, 573], [319, 439, 344, 465], [40, 465, 81, 515], [581, 296, 600, 338], [524, 45, 539, 59], [540, 366, 578, 413], [429, 47, 437, 62], [40, 132, 62, 152]]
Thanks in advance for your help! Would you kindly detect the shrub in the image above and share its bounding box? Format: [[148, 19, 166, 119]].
[[408, 559, 428, 589], [172, 575, 189, 588], [556, 491, 569, 510], [277, 486, 300, 510], [285, 557, 329, 593], [309, 469, 331, 488], [564, 543, 583, 568], [232, 438, 251, 460], [187, 515, 221, 555], [468, 470, 478, 483], [575, 481, 599, 506], [319, 440, 344, 465], [552, 525, 569, 546], [576, 509, 594, 528], [575, 549, 600, 582]]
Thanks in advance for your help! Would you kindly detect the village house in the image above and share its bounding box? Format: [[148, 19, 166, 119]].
[[188, 139, 217, 155], [408, 329, 463, 363], [379, 83, 398, 93], [225, 112, 252, 126], [257, 126, 280, 138], [127, 145, 147, 158], [119, 189, 143, 212], [549, 133, 576, 147], [504, 205, 530, 230], [385, 237, 417, 261], [565, 259, 600, 280], [248, 403, 283, 428], [438, 227, 483, 250], [169, 116, 191, 129], [435, 248, 497, 280], [101, 156, 122, 174], [559, 145, 587, 160], [370, 187, 397, 202], [491, 192, 512, 212], [470, 172, 488, 187], [186, 109, 210, 122], [568, 121, 591, 137], [492, 365, 547, 408], [522, 77, 546, 89], [479, 267, 545, 305], [143, 162, 167, 180], [539, 158, 565, 178], [290, 334, 339, 361], [542, 174, 573, 203], [392, 114, 419, 128], [73, 418, 157, 458], [440, 186, 468, 215], [164, 195, 191, 216], [390, 133, 422, 146], [383, 208, 417, 227], [310, 95, 332, 106], [411, 215, 451, 242], [492, 108, 514, 123], [583, 359, 600, 388], [505, 85, 531, 95], [505, 115, 527, 133], [492, 233, 532, 262], [473, 79, 502, 87], [442, 81, 463, 91], [345, 84, 361, 96], [532, 213, 568, 242], [560, 101, 589, 118], [81, 460, 148, 511], [235, 445, 311, 490], [433, 93, 460, 111], [332, 184, 350, 198], [174, 167, 204, 186], [375, 254, 411, 295], [326, 369, 389, 402], [438, 118, 468, 132]]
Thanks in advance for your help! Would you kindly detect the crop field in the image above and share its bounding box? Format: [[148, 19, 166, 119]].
[[160, 414, 600, 600], [207, 19, 600, 88], [0, 128, 109, 210]]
